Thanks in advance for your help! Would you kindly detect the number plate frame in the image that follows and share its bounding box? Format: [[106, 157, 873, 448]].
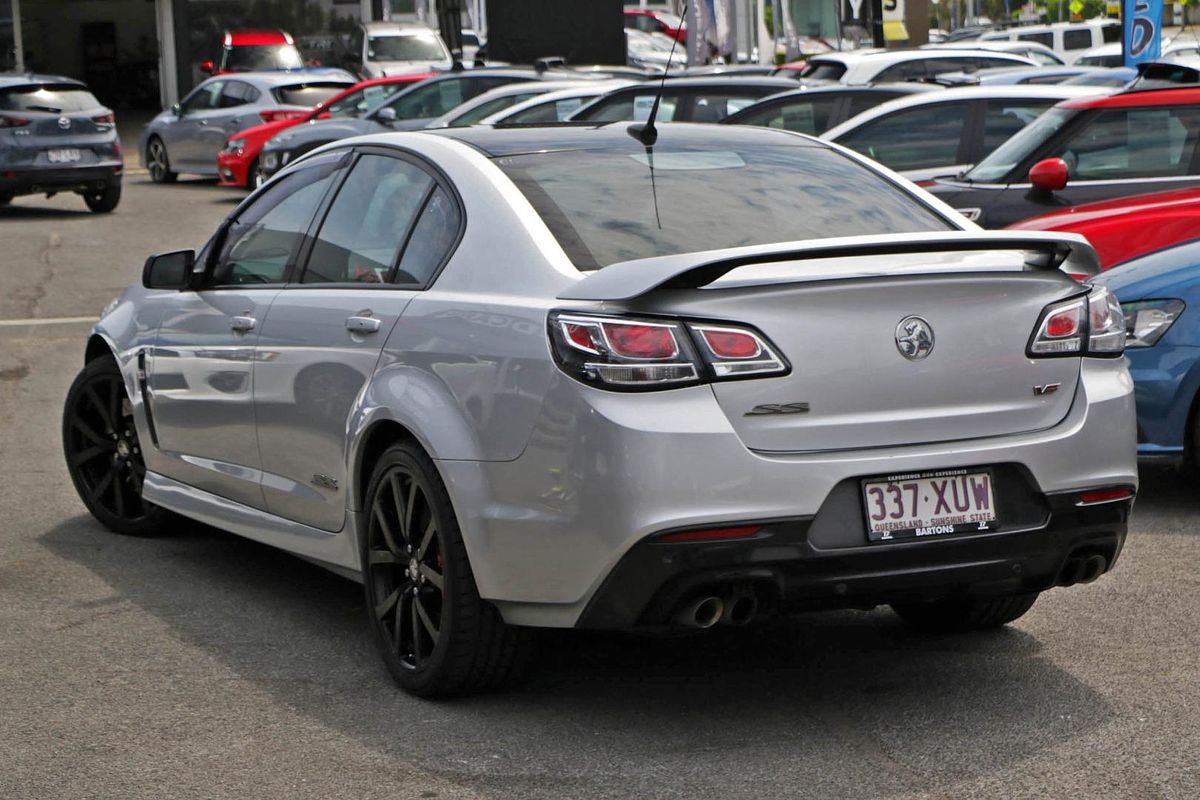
[[860, 467, 999, 543], [47, 148, 82, 164]]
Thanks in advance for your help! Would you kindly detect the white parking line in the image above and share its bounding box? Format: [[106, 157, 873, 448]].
[[0, 316, 97, 327]]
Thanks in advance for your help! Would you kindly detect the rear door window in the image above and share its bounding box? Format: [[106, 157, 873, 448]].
[[181, 81, 224, 113], [1063, 29, 1093, 50], [736, 95, 840, 135], [272, 83, 348, 107], [1018, 31, 1054, 47], [835, 101, 972, 170], [219, 80, 258, 108]]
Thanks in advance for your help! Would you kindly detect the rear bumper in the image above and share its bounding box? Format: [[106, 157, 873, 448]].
[[0, 163, 122, 196], [438, 359, 1137, 629], [578, 491, 1130, 629]]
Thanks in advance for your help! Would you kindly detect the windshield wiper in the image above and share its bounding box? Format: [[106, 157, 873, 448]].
[[25, 105, 63, 113]]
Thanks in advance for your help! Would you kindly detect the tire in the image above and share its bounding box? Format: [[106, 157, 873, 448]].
[[83, 181, 121, 213], [0, 191, 13, 206], [62, 356, 171, 536], [891, 592, 1039, 633], [146, 136, 177, 184], [360, 440, 532, 697], [248, 158, 264, 190]]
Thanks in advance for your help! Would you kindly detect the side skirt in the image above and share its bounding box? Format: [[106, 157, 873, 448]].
[[142, 470, 362, 575]]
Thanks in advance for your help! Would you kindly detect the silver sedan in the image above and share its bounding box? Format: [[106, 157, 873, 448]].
[[65, 123, 1137, 697], [138, 71, 354, 183]]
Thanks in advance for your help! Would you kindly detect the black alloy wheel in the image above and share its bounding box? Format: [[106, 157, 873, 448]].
[[62, 357, 170, 535], [146, 137, 177, 184], [361, 441, 531, 697], [83, 181, 121, 213]]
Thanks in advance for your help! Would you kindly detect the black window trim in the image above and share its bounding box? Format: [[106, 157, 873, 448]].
[[285, 143, 467, 292]]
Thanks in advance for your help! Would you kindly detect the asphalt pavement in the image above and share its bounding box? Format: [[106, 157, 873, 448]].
[[1, 176, 1198, 800]]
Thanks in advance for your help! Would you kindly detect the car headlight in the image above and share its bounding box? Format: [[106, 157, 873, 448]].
[[223, 137, 246, 155], [1121, 299, 1186, 348], [261, 152, 279, 169]]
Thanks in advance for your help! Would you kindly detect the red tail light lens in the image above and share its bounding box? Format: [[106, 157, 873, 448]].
[[655, 525, 762, 543], [1075, 487, 1134, 506], [1028, 287, 1125, 358], [0, 114, 30, 128], [549, 312, 788, 391], [92, 113, 115, 125], [260, 109, 307, 124], [1045, 308, 1080, 338]]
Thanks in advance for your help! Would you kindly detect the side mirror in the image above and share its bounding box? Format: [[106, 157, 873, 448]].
[[200, 59, 215, 75], [171, 102, 182, 117], [143, 249, 195, 290], [375, 106, 398, 124], [1029, 157, 1069, 193]]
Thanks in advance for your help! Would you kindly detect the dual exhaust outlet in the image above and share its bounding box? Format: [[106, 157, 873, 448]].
[[673, 584, 759, 629], [1058, 553, 1108, 587]]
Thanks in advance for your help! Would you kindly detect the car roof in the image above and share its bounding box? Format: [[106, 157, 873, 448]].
[[598, 76, 798, 92], [0, 73, 86, 90], [809, 48, 1035, 66], [481, 81, 635, 123], [362, 21, 439, 34], [747, 82, 942, 103], [428, 120, 824, 157], [225, 29, 291, 46], [1060, 85, 1200, 108]]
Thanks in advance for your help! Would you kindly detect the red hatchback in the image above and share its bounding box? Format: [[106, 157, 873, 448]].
[[217, 74, 431, 188], [1008, 186, 1200, 269], [202, 30, 305, 76]]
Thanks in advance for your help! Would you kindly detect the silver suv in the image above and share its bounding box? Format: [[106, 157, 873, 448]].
[[0, 74, 122, 212]]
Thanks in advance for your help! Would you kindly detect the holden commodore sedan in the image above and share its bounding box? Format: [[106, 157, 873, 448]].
[[64, 123, 1136, 697]]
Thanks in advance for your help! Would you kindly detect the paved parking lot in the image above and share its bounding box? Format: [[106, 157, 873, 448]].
[[2, 177, 1198, 799]]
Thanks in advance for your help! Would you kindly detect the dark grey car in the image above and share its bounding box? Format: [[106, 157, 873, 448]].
[[0, 74, 122, 212]]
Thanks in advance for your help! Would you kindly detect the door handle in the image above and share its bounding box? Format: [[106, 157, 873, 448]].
[[345, 315, 381, 333], [230, 315, 256, 332]]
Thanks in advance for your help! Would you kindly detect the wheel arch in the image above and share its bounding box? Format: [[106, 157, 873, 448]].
[[352, 418, 420, 513], [85, 333, 117, 365]]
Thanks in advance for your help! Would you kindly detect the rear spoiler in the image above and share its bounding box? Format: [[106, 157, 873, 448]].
[[557, 231, 1099, 302]]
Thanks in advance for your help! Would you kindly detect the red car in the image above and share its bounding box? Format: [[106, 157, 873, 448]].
[[201, 30, 305, 75], [217, 74, 431, 188], [623, 9, 687, 43], [1007, 186, 1200, 269]]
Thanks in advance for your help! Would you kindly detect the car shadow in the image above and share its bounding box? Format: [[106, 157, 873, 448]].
[[0, 204, 96, 220], [41, 514, 1115, 798]]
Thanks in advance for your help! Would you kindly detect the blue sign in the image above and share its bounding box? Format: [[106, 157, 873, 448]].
[[1124, 0, 1163, 67]]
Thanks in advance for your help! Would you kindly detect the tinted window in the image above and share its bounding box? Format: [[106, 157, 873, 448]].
[[576, 91, 678, 122], [845, 91, 906, 119], [211, 161, 339, 285], [302, 155, 434, 284], [967, 107, 1072, 182], [874, 62, 926, 82], [181, 81, 224, 113], [272, 83, 349, 107], [735, 96, 840, 135], [982, 100, 1056, 153], [799, 61, 847, 81], [223, 44, 303, 71], [1018, 32, 1054, 47], [1102, 25, 1122, 44], [219, 81, 257, 108], [324, 83, 405, 118], [836, 102, 971, 170], [1063, 29, 1093, 50], [0, 84, 103, 112], [386, 77, 521, 120], [450, 91, 540, 126], [504, 96, 587, 124], [396, 187, 462, 284], [1021, 73, 1071, 85], [1076, 54, 1122, 68], [1060, 106, 1200, 180], [368, 33, 447, 61], [497, 144, 952, 270]]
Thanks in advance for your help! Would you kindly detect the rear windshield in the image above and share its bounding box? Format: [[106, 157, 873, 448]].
[[272, 83, 349, 107], [496, 144, 953, 270], [0, 85, 102, 112], [368, 33, 447, 61], [798, 61, 848, 81], [223, 44, 303, 71]]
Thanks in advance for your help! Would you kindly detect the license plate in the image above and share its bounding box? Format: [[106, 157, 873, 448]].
[[48, 148, 81, 164], [862, 468, 997, 542]]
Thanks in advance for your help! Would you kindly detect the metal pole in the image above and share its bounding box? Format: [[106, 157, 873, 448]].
[[11, 0, 23, 72]]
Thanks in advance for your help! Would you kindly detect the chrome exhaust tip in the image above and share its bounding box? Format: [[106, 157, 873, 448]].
[[1078, 554, 1108, 584], [674, 595, 724, 629], [720, 592, 759, 626]]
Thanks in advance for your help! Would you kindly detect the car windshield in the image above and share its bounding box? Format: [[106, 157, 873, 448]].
[[965, 107, 1072, 182], [368, 34, 446, 61], [0, 85, 102, 112], [496, 143, 952, 270], [273, 83, 348, 106], [223, 44, 304, 71]]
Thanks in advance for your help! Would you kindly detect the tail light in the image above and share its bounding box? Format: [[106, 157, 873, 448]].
[[259, 109, 307, 124], [549, 312, 788, 391], [0, 114, 30, 128], [92, 113, 115, 125], [1027, 286, 1125, 358]]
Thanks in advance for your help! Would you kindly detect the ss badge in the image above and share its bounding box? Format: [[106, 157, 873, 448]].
[[1033, 383, 1061, 396]]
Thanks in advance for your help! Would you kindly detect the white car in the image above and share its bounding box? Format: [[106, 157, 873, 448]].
[[978, 20, 1121, 60], [344, 21, 453, 78], [478, 81, 636, 126], [821, 84, 1110, 181], [797, 49, 1038, 85], [924, 40, 1066, 66], [1073, 41, 1200, 67], [425, 81, 598, 128]]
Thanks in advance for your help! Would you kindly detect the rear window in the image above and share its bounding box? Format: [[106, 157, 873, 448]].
[[496, 144, 952, 270], [368, 33, 447, 62], [0, 84, 103, 112], [799, 61, 848, 81], [273, 83, 349, 107], [223, 44, 303, 71]]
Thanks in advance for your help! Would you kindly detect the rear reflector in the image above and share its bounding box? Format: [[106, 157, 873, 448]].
[[1075, 487, 1134, 506], [655, 526, 762, 544]]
